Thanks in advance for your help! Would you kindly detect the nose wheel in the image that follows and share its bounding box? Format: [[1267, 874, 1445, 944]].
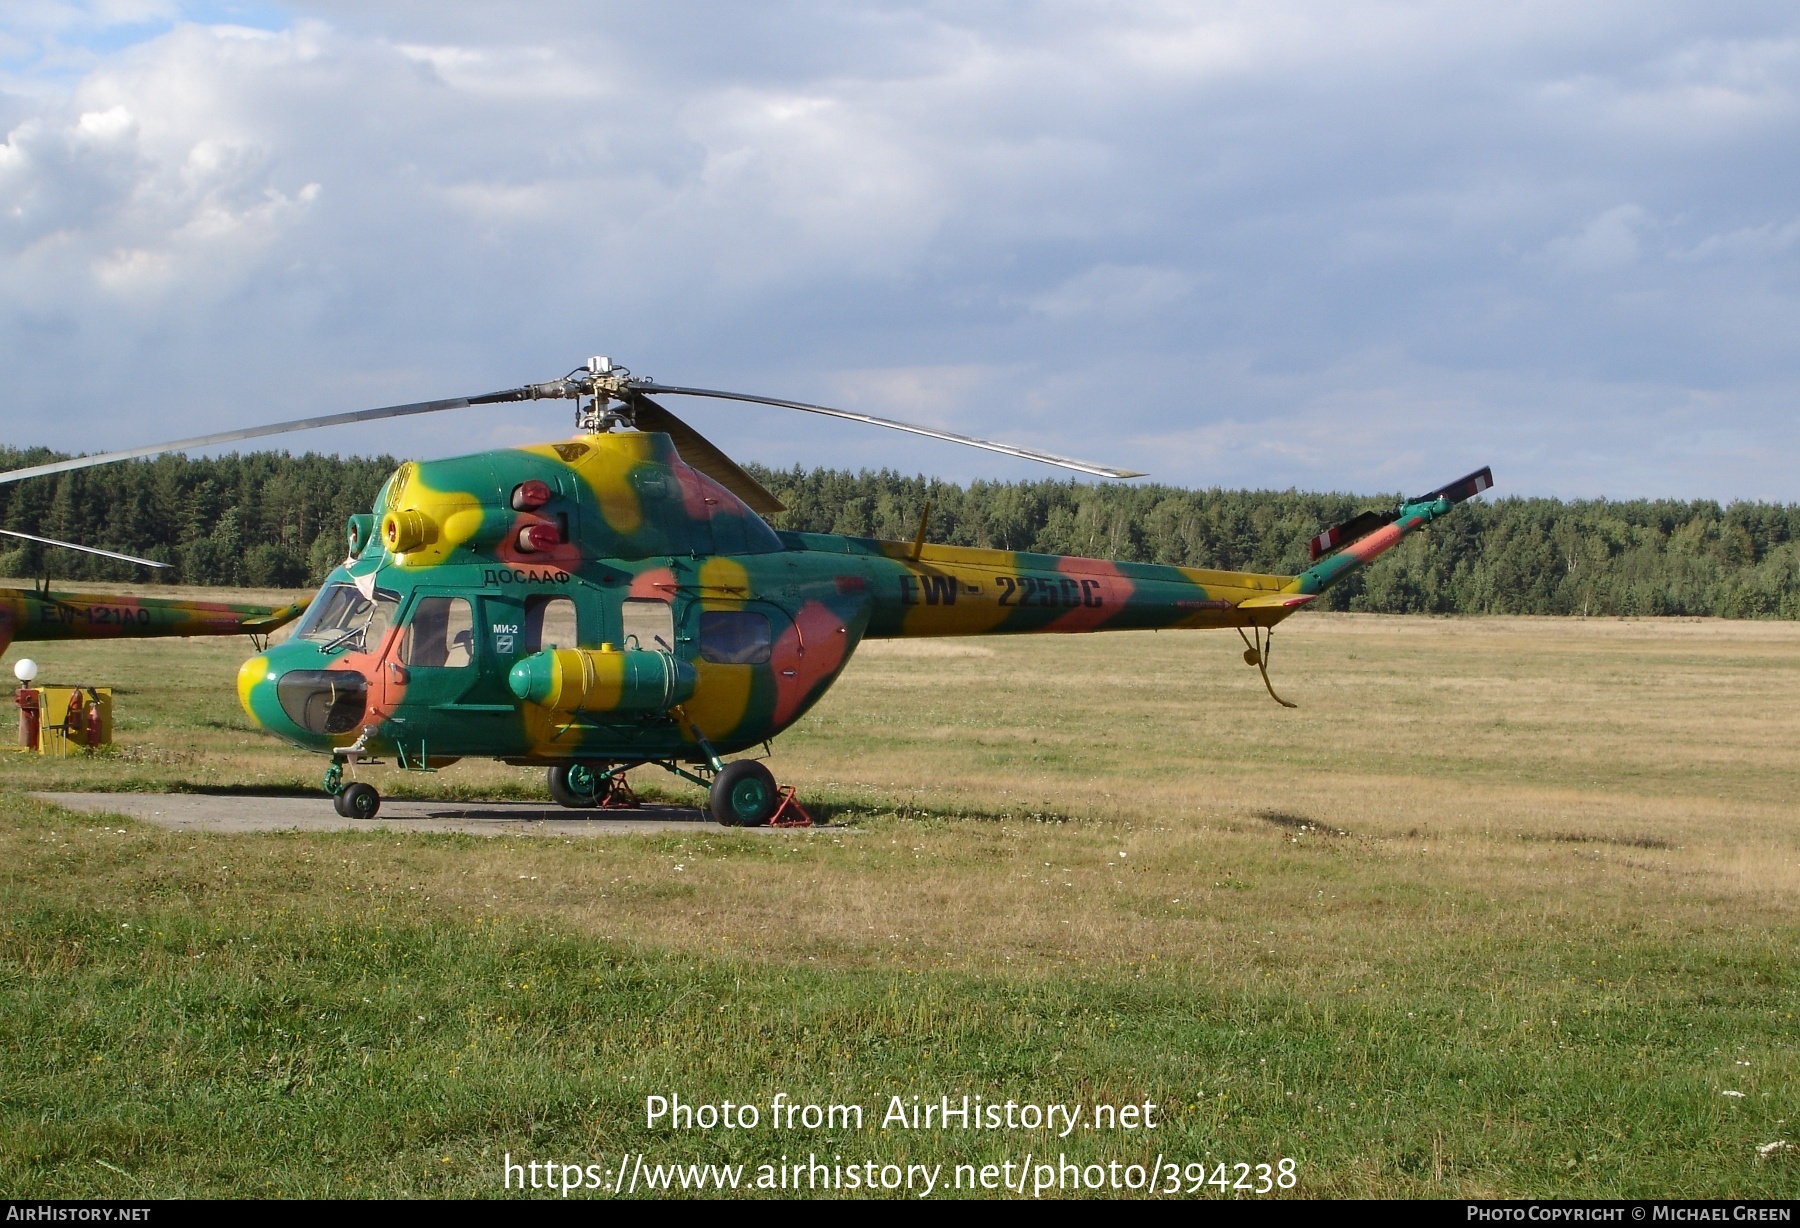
[[332, 781, 381, 820]]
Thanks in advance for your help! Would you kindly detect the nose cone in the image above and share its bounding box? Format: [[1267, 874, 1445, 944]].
[[238, 649, 369, 748], [272, 669, 369, 736], [237, 654, 273, 729]]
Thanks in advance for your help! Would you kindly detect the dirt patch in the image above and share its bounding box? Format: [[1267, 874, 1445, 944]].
[[1256, 810, 1350, 837], [1528, 830, 1674, 851]]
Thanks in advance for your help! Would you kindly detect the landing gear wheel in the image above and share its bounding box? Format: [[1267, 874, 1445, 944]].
[[709, 760, 778, 828], [548, 763, 604, 808], [338, 782, 380, 820]]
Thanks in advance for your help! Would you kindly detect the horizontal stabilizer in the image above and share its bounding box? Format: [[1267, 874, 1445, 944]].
[[1238, 592, 1317, 610], [1412, 466, 1493, 506], [240, 602, 307, 633], [1309, 509, 1397, 561]]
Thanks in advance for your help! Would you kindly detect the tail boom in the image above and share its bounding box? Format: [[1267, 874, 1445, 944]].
[[791, 535, 1300, 639], [0, 587, 304, 654]]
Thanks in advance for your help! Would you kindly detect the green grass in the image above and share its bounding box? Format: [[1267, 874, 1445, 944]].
[[3, 608, 1800, 1197]]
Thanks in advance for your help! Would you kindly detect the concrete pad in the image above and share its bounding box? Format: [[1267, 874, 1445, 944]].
[[31, 791, 777, 837]]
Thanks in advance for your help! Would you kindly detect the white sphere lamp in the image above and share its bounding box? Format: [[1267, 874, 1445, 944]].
[[13, 659, 38, 684]]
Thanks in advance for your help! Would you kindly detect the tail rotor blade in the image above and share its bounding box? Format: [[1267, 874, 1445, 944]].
[[1311, 466, 1494, 560], [1308, 509, 1399, 561], [1411, 466, 1494, 506]]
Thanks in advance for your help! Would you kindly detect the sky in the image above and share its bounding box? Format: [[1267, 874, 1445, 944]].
[[2, 1, 1798, 501]]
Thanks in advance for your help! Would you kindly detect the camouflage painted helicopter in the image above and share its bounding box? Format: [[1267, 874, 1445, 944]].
[[0, 358, 1492, 824], [0, 533, 303, 657]]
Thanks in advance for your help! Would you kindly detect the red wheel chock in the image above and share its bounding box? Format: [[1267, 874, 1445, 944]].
[[599, 775, 641, 809], [769, 786, 814, 828]]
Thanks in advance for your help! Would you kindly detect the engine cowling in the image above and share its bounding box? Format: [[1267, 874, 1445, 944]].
[[507, 646, 696, 714]]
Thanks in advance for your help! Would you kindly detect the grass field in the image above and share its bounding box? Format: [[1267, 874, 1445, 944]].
[[2, 594, 1798, 1198]]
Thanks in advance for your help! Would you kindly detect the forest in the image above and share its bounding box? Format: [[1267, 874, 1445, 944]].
[[1, 447, 1796, 619]]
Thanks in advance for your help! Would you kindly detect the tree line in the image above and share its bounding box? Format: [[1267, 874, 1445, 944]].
[[1, 447, 1796, 618], [0, 448, 397, 590]]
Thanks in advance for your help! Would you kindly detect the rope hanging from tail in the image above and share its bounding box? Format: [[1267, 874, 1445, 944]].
[[1236, 625, 1298, 708]]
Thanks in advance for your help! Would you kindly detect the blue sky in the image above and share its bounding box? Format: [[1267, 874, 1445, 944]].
[[2, 1, 1798, 499]]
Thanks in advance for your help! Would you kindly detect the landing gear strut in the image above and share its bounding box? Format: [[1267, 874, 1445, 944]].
[[324, 731, 381, 818], [637, 749, 810, 827], [547, 763, 639, 809]]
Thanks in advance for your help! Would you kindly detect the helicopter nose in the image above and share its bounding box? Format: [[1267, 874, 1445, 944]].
[[237, 654, 275, 730], [238, 653, 370, 744], [271, 668, 369, 736]]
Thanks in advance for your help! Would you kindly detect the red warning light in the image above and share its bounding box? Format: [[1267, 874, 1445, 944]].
[[516, 523, 562, 553], [511, 480, 552, 511]]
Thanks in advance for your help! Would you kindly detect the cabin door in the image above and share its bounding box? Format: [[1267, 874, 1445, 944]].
[[376, 592, 484, 755]]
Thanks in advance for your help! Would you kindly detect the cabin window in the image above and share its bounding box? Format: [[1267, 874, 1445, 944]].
[[620, 598, 674, 653], [698, 610, 772, 665], [525, 595, 579, 652], [401, 596, 474, 668]]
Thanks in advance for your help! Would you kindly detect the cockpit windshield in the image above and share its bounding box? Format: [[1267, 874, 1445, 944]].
[[293, 583, 399, 653]]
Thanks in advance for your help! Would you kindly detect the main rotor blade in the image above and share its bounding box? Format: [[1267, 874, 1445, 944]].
[[0, 527, 170, 568], [626, 395, 787, 516], [634, 383, 1147, 480], [0, 390, 536, 487]]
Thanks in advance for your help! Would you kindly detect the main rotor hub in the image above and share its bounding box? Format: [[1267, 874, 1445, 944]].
[[521, 356, 644, 435]]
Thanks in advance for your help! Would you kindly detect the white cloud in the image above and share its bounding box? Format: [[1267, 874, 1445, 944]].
[[0, 28, 320, 305], [0, 2, 1797, 500], [1676, 217, 1800, 262], [74, 104, 131, 139], [1547, 204, 1652, 272], [1027, 264, 1191, 320]]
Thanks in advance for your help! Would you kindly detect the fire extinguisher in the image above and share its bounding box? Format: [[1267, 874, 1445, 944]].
[[65, 688, 86, 747]]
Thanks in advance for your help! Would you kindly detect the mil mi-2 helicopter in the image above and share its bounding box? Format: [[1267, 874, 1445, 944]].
[[0, 357, 1492, 824], [0, 533, 302, 657]]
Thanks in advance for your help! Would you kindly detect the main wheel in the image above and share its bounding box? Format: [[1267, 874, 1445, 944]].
[[339, 782, 380, 820], [548, 763, 604, 808], [331, 788, 353, 818], [709, 760, 779, 828]]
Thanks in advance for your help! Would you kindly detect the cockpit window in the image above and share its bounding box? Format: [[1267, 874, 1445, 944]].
[[294, 583, 399, 653]]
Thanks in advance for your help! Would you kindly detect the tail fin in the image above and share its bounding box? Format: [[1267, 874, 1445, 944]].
[[1289, 465, 1493, 597], [1310, 467, 1493, 563]]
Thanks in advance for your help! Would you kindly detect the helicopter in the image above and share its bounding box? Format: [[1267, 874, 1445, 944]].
[[0, 532, 303, 658], [0, 357, 1492, 824]]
